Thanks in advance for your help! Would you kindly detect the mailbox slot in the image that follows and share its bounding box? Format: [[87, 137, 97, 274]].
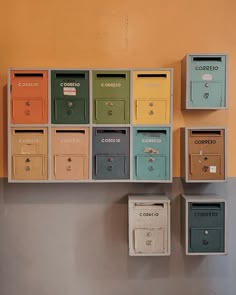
[[192, 57, 222, 62], [10, 70, 48, 124]]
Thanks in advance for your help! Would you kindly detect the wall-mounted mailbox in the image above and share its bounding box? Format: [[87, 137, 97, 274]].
[[92, 127, 130, 179], [93, 71, 130, 124], [132, 70, 172, 124], [51, 70, 89, 124], [181, 194, 226, 255], [11, 128, 48, 180], [181, 127, 226, 182], [51, 127, 89, 180], [10, 70, 48, 124], [182, 54, 227, 109], [128, 195, 171, 256], [133, 127, 171, 181]]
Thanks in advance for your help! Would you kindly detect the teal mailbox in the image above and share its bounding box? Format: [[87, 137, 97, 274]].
[[182, 54, 227, 109], [133, 127, 171, 181]]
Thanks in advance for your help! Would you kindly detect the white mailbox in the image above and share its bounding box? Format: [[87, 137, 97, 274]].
[[128, 195, 171, 256]]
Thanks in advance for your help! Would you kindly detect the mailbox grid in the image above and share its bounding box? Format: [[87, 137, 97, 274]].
[[8, 68, 173, 182], [182, 53, 228, 110], [181, 127, 227, 183], [181, 194, 227, 255]]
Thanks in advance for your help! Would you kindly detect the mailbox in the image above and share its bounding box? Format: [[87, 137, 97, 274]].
[[128, 195, 171, 256], [181, 194, 226, 255], [182, 127, 226, 182], [51, 70, 89, 124], [92, 71, 130, 124], [10, 70, 48, 124], [51, 127, 89, 180], [182, 54, 227, 109], [132, 70, 172, 124], [133, 127, 171, 181], [11, 128, 48, 180], [92, 127, 130, 179]]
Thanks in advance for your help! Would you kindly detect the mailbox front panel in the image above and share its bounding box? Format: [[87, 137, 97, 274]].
[[10, 70, 48, 124], [188, 202, 225, 253], [133, 70, 171, 124], [93, 71, 130, 124], [51, 128, 89, 180], [51, 70, 89, 124], [129, 199, 170, 256], [187, 55, 227, 108], [92, 127, 130, 179], [133, 127, 170, 180], [11, 128, 48, 180], [187, 129, 225, 181]]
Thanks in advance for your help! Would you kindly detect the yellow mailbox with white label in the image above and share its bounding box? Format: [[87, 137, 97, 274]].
[[132, 70, 172, 125]]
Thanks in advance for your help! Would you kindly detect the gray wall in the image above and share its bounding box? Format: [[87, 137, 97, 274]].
[[0, 179, 235, 295]]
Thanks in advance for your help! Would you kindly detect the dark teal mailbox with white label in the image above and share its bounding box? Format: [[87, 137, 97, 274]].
[[182, 195, 226, 255], [182, 54, 227, 109], [133, 127, 171, 181], [92, 127, 130, 180]]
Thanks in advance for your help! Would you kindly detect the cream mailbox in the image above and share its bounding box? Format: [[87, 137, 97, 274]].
[[128, 195, 171, 256]]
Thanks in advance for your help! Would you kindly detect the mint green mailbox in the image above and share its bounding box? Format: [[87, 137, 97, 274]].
[[133, 127, 170, 181], [182, 54, 227, 109]]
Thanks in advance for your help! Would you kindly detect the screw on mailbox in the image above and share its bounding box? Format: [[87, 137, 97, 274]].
[[146, 240, 152, 246], [68, 101, 73, 107], [107, 165, 113, 171], [203, 93, 209, 99], [25, 166, 31, 171], [149, 110, 154, 115], [107, 110, 113, 116], [148, 166, 154, 171]]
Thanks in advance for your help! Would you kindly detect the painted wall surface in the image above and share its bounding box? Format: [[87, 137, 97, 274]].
[[0, 179, 235, 295], [1, 0, 236, 177]]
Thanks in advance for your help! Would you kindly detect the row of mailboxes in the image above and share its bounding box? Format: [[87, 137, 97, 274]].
[[10, 127, 172, 181], [181, 127, 227, 182], [182, 54, 228, 109], [10, 69, 173, 125], [129, 195, 226, 256]]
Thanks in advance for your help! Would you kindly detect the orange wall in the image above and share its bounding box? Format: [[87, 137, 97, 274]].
[[1, 0, 235, 177]]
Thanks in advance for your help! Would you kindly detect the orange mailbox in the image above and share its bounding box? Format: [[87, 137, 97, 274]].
[[10, 70, 48, 124], [11, 128, 48, 180], [51, 128, 89, 180]]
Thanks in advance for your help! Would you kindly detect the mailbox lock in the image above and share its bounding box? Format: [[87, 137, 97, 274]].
[[149, 102, 154, 107], [108, 157, 113, 163], [204, 230, 209, 235], [148, 166, 154, 171], [25, 158, 31, 163], [68, 101, 73, 108], [202, 239, 209, 246], [147, 232, 152, 237], [205, 83, 209, 87], [149, 157, 155, 162], [25, 101, 31, 106], [67, 158, 72, 162], [204, 156, 208, 161]]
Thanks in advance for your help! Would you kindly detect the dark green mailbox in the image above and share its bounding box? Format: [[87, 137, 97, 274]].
[[51, 70, 89, 124], [92, 71, 130, 124], [188, 202, 225, 253]]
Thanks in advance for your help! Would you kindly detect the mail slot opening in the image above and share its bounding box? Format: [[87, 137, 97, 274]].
[[191, 130, 222, 136], [137, 74, 167, 78], [56, 73, 86, 79], [14, 73, 44, 78], [135, 202, 164, 207], [96, 130, 127, 135], [55, 130, 85, 134], [192, 57, 222, 62], [14, 130, 44, 134], [191, 203, 221, 209], [137, 130, 167, 136], [96, 74, 126, 78]]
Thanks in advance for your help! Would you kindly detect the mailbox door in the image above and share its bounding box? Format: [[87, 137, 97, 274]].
[[134, 228, 165, 253], [95, 99, 126, 123], [190, 228, 224, 252], [54, 99, 87, 124], [10, 70, 48, 124], [54, 155, 87, 180], [12, 155, 46, 180], [135, 155, 166, 180], [189, 154, 224, 180], [51, 71, 89, 124], [95, 155, 129, 179], [190, 82, 223, 107], [135, 99, 168, 124]]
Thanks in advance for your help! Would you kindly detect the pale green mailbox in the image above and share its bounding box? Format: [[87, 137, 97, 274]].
[[182, 54, 227, 109], [133, 127, 171, 181]]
